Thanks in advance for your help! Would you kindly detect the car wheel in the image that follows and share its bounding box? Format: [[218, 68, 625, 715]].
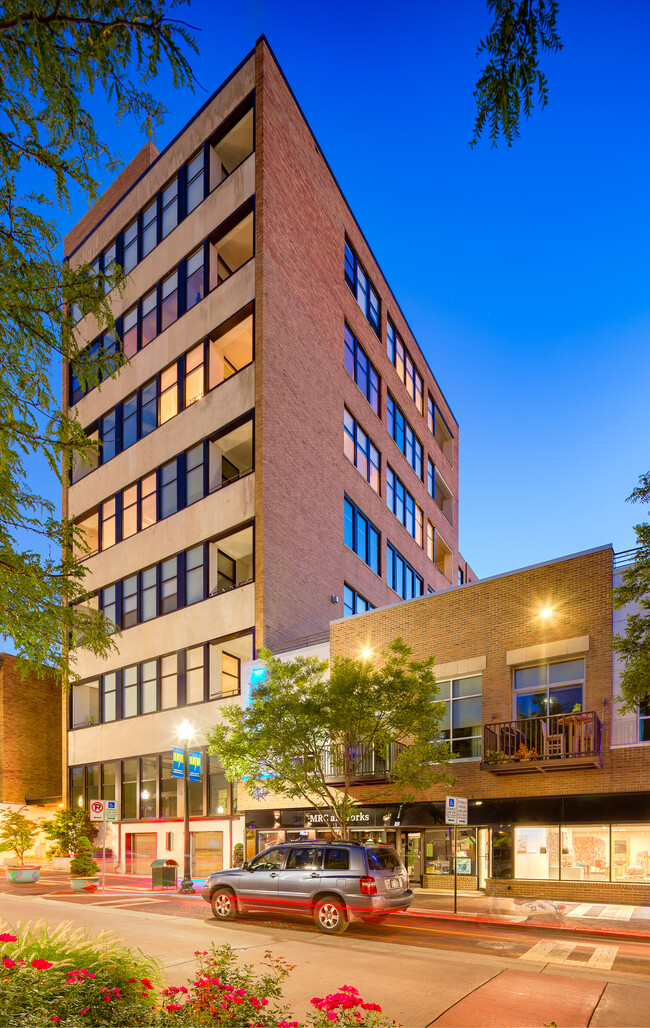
[[211, 888, 238, 920], [314, 896, 348, 934]]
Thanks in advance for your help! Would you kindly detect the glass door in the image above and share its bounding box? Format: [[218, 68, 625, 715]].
[[477, 827, 489, 890], [405, 832, 422, 885]]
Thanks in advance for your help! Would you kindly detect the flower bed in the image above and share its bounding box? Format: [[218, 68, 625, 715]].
[[0, 924, 392, 1026]]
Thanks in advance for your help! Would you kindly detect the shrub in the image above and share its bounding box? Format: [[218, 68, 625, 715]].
[[41, 808, 98, 856], [0, 806, 39, 866], [70, 837, 100, 878]]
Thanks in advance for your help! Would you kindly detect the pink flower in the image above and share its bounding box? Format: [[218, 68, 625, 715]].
[[361, 1002, 382, 1011], [165, 1003, 183, 1012], [50, 1019, 59, 1024], [80, 1009, 89, 1015], [31, 959, 53, 970], [0, 933, 17, 943], [327, 1015, 338, 1022], [3, 958, 16, 969]]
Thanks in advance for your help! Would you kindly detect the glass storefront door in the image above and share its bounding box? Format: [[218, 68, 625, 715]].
[[405, 832, 422, 885]]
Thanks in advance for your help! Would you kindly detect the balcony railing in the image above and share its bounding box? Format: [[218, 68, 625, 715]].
[[321, 742, 405, 784], [481, 712, 602, 774]]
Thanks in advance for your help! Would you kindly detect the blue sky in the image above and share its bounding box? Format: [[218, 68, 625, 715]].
[[56, 0, 650, 578]]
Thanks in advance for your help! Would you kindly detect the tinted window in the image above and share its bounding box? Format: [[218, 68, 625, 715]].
[[286, 847, 322, 870], [366, 847, 401, 872], [323, 847, 350, 871], [249, 848, 285, 872]]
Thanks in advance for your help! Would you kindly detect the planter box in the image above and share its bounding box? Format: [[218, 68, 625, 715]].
[[51, 856, 72, 872], [70, 875, 100, 893], [6, 866, 41, 884]]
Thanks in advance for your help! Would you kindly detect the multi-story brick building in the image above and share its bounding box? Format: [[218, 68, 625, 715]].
[[63, 38, 474, 875], [0, 654, 62, 806]]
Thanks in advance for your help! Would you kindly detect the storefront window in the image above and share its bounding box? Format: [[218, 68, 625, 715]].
[[612, 825, 650, 881], [70, 767, 83, 810], [560, 825, 609, 881], [140, 757, 157, 819], [208, 757, 228, 816], [424, 828, 453, 875], [122, 759, 137, 820], [492, 828, 513, 879], [160, 754, 178, 818], [514, 826, 559, 880], [258, 831, 284, 851]]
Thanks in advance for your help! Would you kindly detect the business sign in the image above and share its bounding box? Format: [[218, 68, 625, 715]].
[[89, 800, 105, 822], [188, 749, 202, 781], [445, 796, 468, 826], [105, 800, 119, 822], [172, 748, 202, 780], [303, 806, 400, 828]]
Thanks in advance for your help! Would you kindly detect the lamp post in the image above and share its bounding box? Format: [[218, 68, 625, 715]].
[[178, 718, 195, 894]]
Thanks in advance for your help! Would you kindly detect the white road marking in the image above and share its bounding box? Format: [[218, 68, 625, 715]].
[[587, 945, 619, 970], [520, 939, 619, 971], [597, 904, 633, 921], [568, 903, 593, 917]]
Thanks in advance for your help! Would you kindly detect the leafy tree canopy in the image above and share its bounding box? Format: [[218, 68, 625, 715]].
[[471, 0, 562, 147], [613, 472, 650, 711], [207, 638, 454, 837], [0, 1, 196, 680]]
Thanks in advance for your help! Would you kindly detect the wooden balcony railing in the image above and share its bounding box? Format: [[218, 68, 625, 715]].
[[321, 742, 406, 784], [481, 712, 602, 774]]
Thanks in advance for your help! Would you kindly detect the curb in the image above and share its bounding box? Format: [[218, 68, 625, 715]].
[[407, 905, 650, 941]]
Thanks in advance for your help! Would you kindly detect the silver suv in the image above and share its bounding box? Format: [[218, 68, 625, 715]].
[[201, 841, 413, 933]]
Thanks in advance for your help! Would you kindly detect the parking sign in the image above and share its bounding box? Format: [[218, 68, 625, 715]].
[[89, 800, 105, 822]]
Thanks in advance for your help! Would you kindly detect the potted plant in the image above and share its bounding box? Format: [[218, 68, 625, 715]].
[[42, 808, 97, 871], [232, 842, 244, 868], [69, 836, 100, 892], [0, 806, 41, 883]]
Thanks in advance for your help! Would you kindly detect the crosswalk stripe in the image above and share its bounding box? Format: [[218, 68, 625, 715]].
[[569, 903, 593, 917], [587, 945, 618, 970], [520, 940, 577, 963], [597, 904, 633, 921]]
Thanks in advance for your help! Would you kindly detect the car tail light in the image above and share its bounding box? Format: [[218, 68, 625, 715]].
[[360, 876, 377, 895]]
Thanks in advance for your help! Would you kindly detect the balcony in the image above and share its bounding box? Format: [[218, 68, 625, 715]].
[[322, 742, 406, 785], [481, 712, 602, 774]]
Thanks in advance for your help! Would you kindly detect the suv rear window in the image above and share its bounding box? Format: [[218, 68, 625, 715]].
[[323, 847, 350, 871], [366, 847, 402, 872]]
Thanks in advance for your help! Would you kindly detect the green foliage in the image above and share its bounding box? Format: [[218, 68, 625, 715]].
[[41, 807, 98, 856], [471, 0, 562, 147], [613, 472, 650, 711], [0, 806, 39, 865], [0, 1, 196, 681], [69, 836, 100, 877], [207, 638, 454, 836]]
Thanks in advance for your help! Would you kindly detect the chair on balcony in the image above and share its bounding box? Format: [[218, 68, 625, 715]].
[[541, 720, 565, 758]]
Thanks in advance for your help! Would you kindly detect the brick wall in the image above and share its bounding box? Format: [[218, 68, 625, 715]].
[[329, 547, 640, 804], [0, 655, 63, 803], [487, 877, 650, 906]]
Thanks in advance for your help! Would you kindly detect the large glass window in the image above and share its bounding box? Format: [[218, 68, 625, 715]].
[[185, 443, 204, 505], [612, 825, 650, 882], [160, 754, 178, 818], [386, 467, 423, 545], [161, 177, 178, 238], [344, 410, 379, 492], [160, 459, 178, 518], [101, 409, 117, 462], [71, 680, 99, 728], [386, 542, 423, 600], [208, 757, 228, 816], [141, 472, 157, 529], [387, 394, 423, 479], [437, 676, 482, 758], [514, 659, 584, 720], [140, 757, 157, 819], [161, 557, 178, 615], [344, 496, 380, 573], [122, 666, 138, 718], [514, 826, 560, 881], [102, 584, 117, 631], [344, 239, 380, 335], [185, 545, 205, 605], [186, 248, 205, 310], [160, 654, 178, 709], [141, 567, 157, 622], [123, 220, 138, 272], [141, 200, 158, 258], [103, 671, 117, 723], [558, 825, 609, 882], [122, 575, 138, 629], [186, 645, 205, 704], [387, 319, 423, 414], [344, 326, 379, 415], [122, 393, 138, 449], [343, 584, 374, 618], [140, 287, 157, 347], [122, 483, 138, 539], [186, 151, 205, 214], [185, 342, 205, 407], [122, 758, 138, 819], [140, 379, 157, 437], [122, 306, 138, 358], [160, 271, 179, 332], [159, 364, 178, 424]]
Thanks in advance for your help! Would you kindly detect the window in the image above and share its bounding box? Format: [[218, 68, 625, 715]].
[[387, 319, 423, 414], [208, 757, 228, 816], [141, 566, 157, 622], [160, 557, 178, 615], [140, 288, 157, 348], [161, 654, 178, 709], [71, 429, 99, 483], [140, 756, 157, 818], [426, 520, 434, 563], [122, 666, 138, 718], [433, 530, 453, 580], [209, 210, 254, 286], [386, 542, 423, 600], [141, 660, 157, 714], [208, 526, 254, 595], [428, 396, 454, 464], [160, 271, 179, 332], [101, 672, 117, 723], [161, 177, 178, 238], [343, 584, 374, 618], [428, 459, 454, 525], [344, 239, 380, 335], [344, 496, 380, 573], [74, 509, 99, 558], [122, 575, 138, 629], [160, 459, 178, 519], [141, 473, 157, 529], [186, 151, 205, 214], [343, 410, 379, 492], [185, 443, 204, 506], [140, 379, 157, 437], [458, 568, 464, 586], [514, 659, 585, 721], [102, 241, 116, 292], [100, 409, 117, 462], [185, 342, 205, 407], [387, 394, 423, 478], [324, 848, 350, 871], [438, 676, 482, 758], [159, 364, 178, 424], [211, 106, 254, 184], [122, 393, 138, 449], [71, 679, 99, 728], [122, 484, 138, 539], [122, 306, 138, 358], [209, 633, 252, 698], [142, 200, 158, 257], [160, 754, 178, 818], [208, 416, 253, 490], [344, 326, 379, 414], [186, 645, 205, 703], [186, 248, 205, 311], [209, 312, 253, 387], [386, 467, 423, 545], [101, 497, 116, 550], [102, 584, 117, 631], [185, 545, 205, 605], [123, 219, 138, 272]]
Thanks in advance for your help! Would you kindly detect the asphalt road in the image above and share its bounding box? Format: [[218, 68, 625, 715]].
[[3, 887, 650, 1026]]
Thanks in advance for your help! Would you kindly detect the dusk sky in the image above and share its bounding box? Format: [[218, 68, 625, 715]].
[[54, 0, 650, 580]]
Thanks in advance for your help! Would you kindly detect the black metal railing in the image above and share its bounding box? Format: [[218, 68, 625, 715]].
[[321, 742, 406, 782], [482, 711, 602, 770]]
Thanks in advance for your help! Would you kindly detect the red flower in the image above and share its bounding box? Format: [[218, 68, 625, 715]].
[[0, 933, 17, 943], [141, 978, 154, 989], [31, 959, 53, 970], [165, 1003, 183, 1012], [3, 958, 16, 969]]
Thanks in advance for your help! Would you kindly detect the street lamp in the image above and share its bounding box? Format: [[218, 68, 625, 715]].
[[178, 718, 195, 895]]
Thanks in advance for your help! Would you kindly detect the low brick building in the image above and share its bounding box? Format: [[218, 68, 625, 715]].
[[0, 654, 62, 805], [245, 545, 650, 905]]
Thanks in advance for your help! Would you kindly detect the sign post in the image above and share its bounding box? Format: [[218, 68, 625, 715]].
[[90, 801, 106, 893], [445, 796, 468, 914]]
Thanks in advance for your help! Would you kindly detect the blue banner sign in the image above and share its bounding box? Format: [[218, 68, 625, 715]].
[[188, 749, 202, 781], [172, 748, 184, 779]]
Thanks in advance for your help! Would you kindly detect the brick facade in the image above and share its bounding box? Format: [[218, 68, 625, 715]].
[[0, 654, 62, 804]]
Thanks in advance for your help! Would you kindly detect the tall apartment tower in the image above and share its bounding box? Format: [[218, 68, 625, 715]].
[[64, 38, 475, 875]]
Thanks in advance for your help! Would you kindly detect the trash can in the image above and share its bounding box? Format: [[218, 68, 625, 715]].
[[151, 858, 178, 890]]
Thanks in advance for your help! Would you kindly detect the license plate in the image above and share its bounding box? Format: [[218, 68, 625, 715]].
[[388, 877, 400, 890]]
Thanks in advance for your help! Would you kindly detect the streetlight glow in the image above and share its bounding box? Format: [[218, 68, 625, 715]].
[[361, 648, 372, 660], [178, 718, 194, 741], [540, 608, 553, 619]]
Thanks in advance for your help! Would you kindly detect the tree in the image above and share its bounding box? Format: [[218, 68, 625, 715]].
[[0, 1, 196, 680], [471, 0, 562, 147], [0, 806, 39, 866], [613, 472, 650, 711], [207, 638, 454, 838], [41, 806, 98, 855]]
